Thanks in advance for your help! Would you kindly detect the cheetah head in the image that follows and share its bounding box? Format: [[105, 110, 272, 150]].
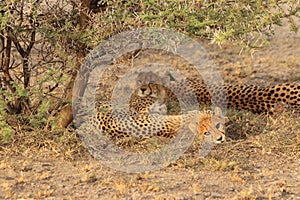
[[189, 107, 226, 144], [135, 71, 173, 99]]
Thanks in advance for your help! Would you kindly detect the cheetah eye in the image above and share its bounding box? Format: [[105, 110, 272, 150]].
[[137, 80, 142, 84], [216, 123, 221, 130], [149, 80, 155, 84], [204, 131, 211, 136]]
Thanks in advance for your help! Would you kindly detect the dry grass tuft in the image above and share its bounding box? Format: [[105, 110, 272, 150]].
[[0, 127, 87, 160]]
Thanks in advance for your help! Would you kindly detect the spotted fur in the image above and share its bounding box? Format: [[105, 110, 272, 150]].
[[89, 106, 225, 143], [131, 72, 300, 114]]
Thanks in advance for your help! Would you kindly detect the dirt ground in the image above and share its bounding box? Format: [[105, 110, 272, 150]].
[[0, 18, 300, 199]]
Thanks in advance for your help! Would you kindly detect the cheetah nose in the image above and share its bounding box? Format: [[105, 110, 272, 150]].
[[140, 88, 147, 93], [216, 135, 225, 143]]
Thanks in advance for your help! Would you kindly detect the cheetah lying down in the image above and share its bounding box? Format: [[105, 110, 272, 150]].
[[81, 106, 226, 144], [131, 71, 300, 114]]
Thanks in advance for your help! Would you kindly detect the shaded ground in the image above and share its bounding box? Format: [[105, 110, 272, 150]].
[[0, 19, 300, 199]]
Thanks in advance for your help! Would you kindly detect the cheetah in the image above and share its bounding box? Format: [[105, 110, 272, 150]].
[[130, 71, 181, 115], [131, 71, 300, 114], [81, 105, 226, 143], [135, 71, 170, 103]]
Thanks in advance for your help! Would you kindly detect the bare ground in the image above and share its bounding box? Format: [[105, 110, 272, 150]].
[[0, 19, 300, 199]]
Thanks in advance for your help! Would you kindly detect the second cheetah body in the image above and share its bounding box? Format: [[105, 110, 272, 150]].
[[131, 72, 300, 114]]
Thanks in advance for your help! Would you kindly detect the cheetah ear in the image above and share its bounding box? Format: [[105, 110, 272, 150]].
[[213, 107, 223, 117], [225, 116, 229, 123], [166, 72, 176, 82], [213, 107, 229, 122], [188, 121, 198, 135], [161, 74, 170, 85], [162, 71, 176, 85]]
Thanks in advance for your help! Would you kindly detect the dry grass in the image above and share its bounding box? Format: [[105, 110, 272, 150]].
[[1, 107, 298, 199], [0, 127, 86, 160]]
